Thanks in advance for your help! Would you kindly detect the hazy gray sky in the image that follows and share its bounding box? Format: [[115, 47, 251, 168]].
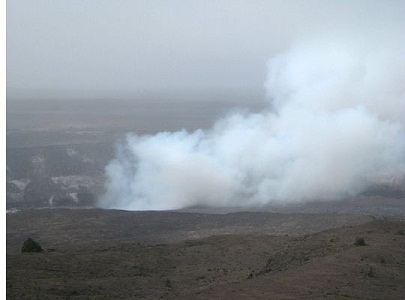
[[7, 0, 405, 99]]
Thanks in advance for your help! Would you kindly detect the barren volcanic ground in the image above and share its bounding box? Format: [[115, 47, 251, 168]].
[[6, 208, 405, 299], [6, 96, 265, 210], [6, 98, 405, 298]]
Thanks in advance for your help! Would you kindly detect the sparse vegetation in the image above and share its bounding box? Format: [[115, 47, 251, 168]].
[[367, 266, 375, 278], [21, 238, 43, 253], [7, 211, 405, 299], [354, 237, 366, 246], [165, 279, 172, 288]]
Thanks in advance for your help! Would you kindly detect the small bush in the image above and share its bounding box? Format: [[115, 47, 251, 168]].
[[380, 257, 386, 264], [165, 279, 172, 288], [354, 237, 366, 246], [367, 266, 375, 278], [21, 238, 43, 253]]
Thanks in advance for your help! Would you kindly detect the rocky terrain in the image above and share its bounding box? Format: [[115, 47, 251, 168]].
[[6, 142, 113, 209], [6, 96, 265, 210], [6, 208, 375, 253], [6, 97, 405, 299], [6, 208, 405, 299], [7, 98, 405, 211]]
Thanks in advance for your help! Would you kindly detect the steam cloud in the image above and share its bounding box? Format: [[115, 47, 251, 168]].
[[99, 37, 405, 210]]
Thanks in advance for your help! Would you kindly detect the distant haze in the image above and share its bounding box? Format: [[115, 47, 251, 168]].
[[7, 1, 405, 210], [7, 0, 405, 100]]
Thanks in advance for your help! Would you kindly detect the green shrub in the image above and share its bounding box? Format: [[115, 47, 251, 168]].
[[21, 238, 43, 253]]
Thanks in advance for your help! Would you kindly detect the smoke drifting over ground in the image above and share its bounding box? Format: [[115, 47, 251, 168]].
[[99, 37, 405, 211]]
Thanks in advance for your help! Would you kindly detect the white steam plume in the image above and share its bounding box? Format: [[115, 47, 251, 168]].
[[99, 37, 405, 210]]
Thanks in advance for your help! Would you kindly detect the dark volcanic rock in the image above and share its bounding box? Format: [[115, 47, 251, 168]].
[[21, 237, 43, 253], [6, 208, 375, 253], [23, 176, 58, 206]]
